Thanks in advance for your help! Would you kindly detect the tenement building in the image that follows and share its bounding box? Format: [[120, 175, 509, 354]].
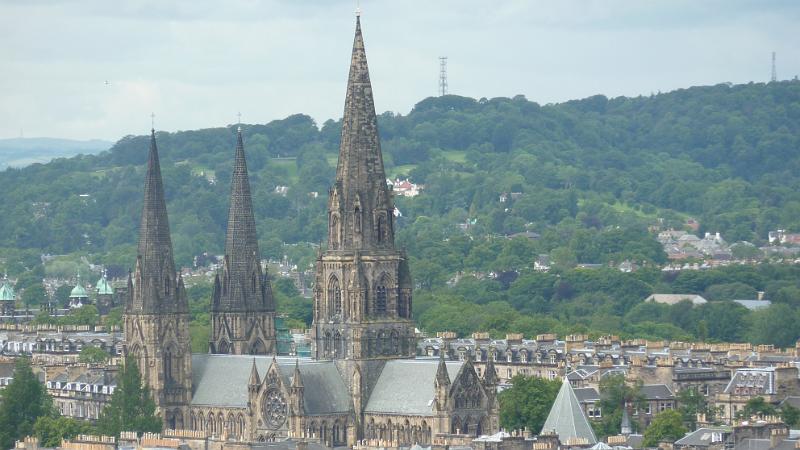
[[122, 14, 499, 446]]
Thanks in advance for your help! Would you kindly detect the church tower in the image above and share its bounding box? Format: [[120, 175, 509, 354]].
[[123, 129, 192, 429], [210, 127, 276, 354], [312, 12, 415, 406]]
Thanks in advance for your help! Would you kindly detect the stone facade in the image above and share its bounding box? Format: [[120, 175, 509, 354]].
[[123, 129, 193, 429]]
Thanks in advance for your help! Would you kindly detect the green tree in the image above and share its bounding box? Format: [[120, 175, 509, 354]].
[[78, 346, 110, 364], [21, 284, 48, 307], [781, 404, 800, 427], [53, 284, 74, 308], [747, 304, 800, 348], [0, 358, 54, 449], [96, 357, 161, 436], [738, 396, 777, 419], [643, 409, 687, 447], [498, 375, 561, 433], [34, 416, 93, 447], [677, 387, 714, 429], [595, 374, 645, 438]]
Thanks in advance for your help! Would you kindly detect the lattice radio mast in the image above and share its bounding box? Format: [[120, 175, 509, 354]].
[[439, 56, 448, 96], [771, 52, 777, 82]]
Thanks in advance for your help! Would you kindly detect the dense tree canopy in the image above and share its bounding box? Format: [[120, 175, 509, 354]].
[[0, 358, 54, 449], [96, 357, 161, 436], [498, 375, 561, 433], [2, 82, 800, 348]]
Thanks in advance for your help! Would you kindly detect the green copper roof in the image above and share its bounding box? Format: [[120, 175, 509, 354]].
[[69, 282, 89, 298], [96, 274, 114, 295], [0, 278, 15, 302]]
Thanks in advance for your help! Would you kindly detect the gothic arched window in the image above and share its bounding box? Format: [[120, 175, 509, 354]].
[[250, 339, 266, 354], [376, 285, 387, 316], [330, 214, 340, 250], [391, 330, 399, 354], [328, 276, 341, 317], [324, 331, 332, 358], [376, 213, 386, 244], [354, 207, 361, 234], [164, 348, 174, 384], [397, 292, 406, 318], [334, 331, 343, 358]]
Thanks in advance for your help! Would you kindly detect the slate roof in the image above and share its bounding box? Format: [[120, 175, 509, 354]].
[[541, 379, 597, 444], [573, 387, 600, 403], [365, 359, 462, 415], [191, 354, 351, 415], [674, 427, 730, 447], [733, 439, 770, 450], [780, 396, 800, 409], [641, 384, 674, 400], [724, 368, 775, 395], [732, 300, 771, 311]]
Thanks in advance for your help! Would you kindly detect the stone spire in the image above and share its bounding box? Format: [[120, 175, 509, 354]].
[[484, 350, 498, 386], [129, 129, 185, 314], [328, 15, 394, 251], [124, 128, 192, 428], [435, 350, 450, 386], [248, 358, 261, 386], [291, 359, 304, 388], [213, 127, 274, 313]]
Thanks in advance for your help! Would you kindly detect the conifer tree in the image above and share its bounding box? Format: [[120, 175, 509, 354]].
[[96, 357, 161, 436], [0, 358, 54, 449]]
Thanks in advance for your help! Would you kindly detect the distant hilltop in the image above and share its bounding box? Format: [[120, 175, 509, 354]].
[[0, 137, 112, 169]]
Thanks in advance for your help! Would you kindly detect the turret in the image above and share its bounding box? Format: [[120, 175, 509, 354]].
[[248, 358, 261, 392], [435, 351, 451, 410]]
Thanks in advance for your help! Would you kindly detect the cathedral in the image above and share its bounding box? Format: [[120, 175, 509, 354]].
[[122, 14, 499, 447]]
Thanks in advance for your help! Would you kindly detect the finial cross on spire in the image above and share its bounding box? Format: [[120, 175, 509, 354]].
[[150, 112, 155, 130], [355, 0, 361, 17], [237, 112, 242, 132]]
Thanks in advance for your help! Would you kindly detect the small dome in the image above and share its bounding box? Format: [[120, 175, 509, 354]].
[[96, 272, 114, 295], [0, 277, 15, 302], [69, 275, 89, 299]]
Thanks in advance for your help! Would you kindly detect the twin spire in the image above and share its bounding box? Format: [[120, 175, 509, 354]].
[[212, 126, 274, 313], [129, 128, 185, 314]]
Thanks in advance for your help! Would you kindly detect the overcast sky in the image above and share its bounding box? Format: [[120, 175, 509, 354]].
[[1, 0, 798, 141]]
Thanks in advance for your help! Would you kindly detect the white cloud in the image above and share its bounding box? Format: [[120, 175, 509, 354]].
[[0, 0, 798, 140]]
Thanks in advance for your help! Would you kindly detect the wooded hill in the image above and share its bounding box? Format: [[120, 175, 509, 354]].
[[2, 80, 800, 346]]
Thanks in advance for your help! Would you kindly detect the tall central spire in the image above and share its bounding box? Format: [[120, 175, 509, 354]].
[[129, 129, 184, 313], [314, 13, 414, 368], [328, 15, 394, 251], [336, 15, 387, 190]]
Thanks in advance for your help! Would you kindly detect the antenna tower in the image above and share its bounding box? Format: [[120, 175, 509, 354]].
[[771, 52, 777, 82], [439, 56, 448, 96]]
